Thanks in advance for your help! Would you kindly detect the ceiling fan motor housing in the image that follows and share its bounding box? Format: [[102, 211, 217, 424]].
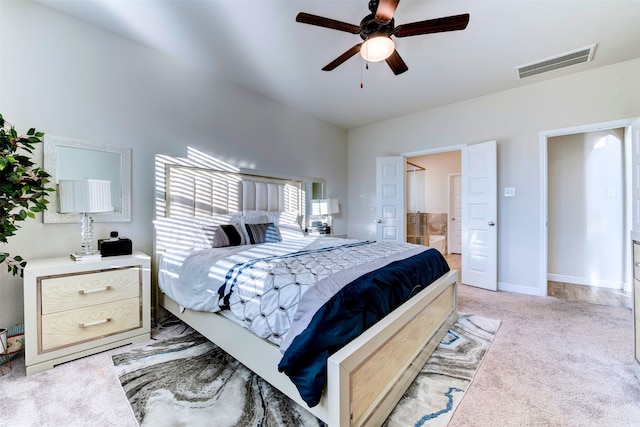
[[360, 14, 395, 40]]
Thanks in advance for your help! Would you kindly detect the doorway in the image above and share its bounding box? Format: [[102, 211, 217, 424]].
[[540, 118, 638, 296], [405, 150, 461, 255], [383, 140, 497, 290]]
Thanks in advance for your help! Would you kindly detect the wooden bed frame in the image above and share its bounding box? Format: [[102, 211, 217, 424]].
[[153, 155, 458, 426]]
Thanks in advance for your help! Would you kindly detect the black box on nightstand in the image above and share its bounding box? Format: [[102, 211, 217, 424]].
[[98, 238, 133, 257]]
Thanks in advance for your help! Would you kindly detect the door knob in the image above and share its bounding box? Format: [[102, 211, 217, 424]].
[[488, 221, 495, 226], [376, 219, 382, 223]]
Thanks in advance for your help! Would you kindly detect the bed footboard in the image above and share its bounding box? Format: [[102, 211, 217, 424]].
[[158, 269, 458, 427], [327, 269, 458, 427]]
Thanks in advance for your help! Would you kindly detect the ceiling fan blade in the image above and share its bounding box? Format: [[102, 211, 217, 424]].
[[376, 0, 400, 24], [394, 13, 470, 38], [296, 12, 361, 34], [385, 50, 408, 75], [322, 44, 362, 71]]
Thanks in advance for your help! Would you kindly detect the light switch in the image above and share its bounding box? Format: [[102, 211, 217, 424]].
[[504, 187, 516, 197]]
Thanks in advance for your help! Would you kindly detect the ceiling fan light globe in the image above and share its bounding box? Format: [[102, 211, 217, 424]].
[[360, 36, 395, 62]]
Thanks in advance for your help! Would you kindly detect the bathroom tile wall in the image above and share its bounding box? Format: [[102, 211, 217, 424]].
[[406, 213, 448, 245]]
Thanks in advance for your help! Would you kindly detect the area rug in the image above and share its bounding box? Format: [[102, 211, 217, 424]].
[[112, 313, 500, 427]]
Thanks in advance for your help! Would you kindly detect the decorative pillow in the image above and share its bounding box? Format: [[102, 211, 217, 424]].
[[210, 224, 245, 248], [239, 214, 269, 243], [244, 222, 282, 244]]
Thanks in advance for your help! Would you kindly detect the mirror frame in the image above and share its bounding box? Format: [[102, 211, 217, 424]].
[[44, 135, 132, 223]]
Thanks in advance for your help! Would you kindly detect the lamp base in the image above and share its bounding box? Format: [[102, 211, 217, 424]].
[[73, 212, 101, 261]]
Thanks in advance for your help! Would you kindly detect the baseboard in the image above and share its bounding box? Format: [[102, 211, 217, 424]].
[[547, 274, 624, 290], [497, 281, 546, 296]]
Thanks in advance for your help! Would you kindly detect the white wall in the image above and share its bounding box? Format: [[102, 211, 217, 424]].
[[0, 2, 347, 326], [548, 129, 625, 288], [348, 58, 640, 294]]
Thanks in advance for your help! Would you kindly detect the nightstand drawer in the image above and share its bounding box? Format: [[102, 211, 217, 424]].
[[41, 297, 141, 352], [41, 267, 140, 315]]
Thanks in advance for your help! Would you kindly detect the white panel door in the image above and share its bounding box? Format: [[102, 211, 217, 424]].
[[462, 141, 498, 290], [449, 174, 462, 254], [376, 156, 405, 242]]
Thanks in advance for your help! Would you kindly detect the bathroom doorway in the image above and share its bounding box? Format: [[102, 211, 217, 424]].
[[405, 150, 461, 256]]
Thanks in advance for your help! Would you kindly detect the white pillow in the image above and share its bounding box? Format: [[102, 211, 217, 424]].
[[153, 217, 211, 251], [154, 214, 243, 250], [242, 210, 270, 219], [268, 211, 305, 240]]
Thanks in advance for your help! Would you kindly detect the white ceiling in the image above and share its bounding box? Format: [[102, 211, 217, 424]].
[[35, 0, 640, 129]]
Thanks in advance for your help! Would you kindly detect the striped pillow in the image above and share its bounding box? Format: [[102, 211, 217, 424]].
[[210, 224, 245, 248], [244, 222, 281, 244]]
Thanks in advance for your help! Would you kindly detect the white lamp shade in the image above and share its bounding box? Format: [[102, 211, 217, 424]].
[[328, 198, 339, 215], [58, 179, 113, 213], [360, 36, 395, 62]]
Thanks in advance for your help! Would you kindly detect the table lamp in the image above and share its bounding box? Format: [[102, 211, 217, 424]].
[[58, 179, 113, 260]]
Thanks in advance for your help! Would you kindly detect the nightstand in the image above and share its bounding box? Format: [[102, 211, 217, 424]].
[[23, 252, 151, 375]]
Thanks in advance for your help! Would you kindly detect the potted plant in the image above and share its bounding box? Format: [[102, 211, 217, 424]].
[[0, 114, 53, 276]]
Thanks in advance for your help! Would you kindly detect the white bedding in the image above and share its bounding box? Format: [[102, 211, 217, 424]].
[[158, 237, 426, 347]]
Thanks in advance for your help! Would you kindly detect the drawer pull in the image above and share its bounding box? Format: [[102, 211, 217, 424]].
[[79, 285, 112, 295], [79, 318, 112, 328]]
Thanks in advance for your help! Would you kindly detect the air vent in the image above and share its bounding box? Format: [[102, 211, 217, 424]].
[[514, 44, 596, 79]]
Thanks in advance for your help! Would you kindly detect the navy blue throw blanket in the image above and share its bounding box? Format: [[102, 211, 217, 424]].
[[277, 248, 450, 407]]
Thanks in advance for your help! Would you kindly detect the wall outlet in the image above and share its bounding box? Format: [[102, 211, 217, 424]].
[[504, 187, 516, 197]]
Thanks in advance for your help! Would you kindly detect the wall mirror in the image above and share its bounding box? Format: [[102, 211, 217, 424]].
[[44, 135, 132, 223], [304, 180, 325, 224]]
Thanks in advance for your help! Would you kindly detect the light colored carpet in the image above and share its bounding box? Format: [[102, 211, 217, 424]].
[[1, 284, 639, 426], [111, 314, 499, 427], [449, 285, 640, 427]]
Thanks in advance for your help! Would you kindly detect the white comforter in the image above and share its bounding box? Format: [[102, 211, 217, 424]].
[[158, 237, 426, 347]]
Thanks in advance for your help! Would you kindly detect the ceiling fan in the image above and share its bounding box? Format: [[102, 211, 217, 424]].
[[296, 0, 469, 75]]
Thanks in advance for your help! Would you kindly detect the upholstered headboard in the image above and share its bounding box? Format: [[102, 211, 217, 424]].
[[164, 165, 302, 218], [153, 158, 307, 253]]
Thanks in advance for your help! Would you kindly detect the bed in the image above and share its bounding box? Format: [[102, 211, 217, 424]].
[[153, 155, 458, 426]]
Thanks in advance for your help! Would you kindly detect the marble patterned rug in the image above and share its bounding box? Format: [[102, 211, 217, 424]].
[[112, 313, 500, 427]]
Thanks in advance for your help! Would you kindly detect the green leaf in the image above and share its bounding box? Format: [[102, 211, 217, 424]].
[[27, 128, 35, 136]]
